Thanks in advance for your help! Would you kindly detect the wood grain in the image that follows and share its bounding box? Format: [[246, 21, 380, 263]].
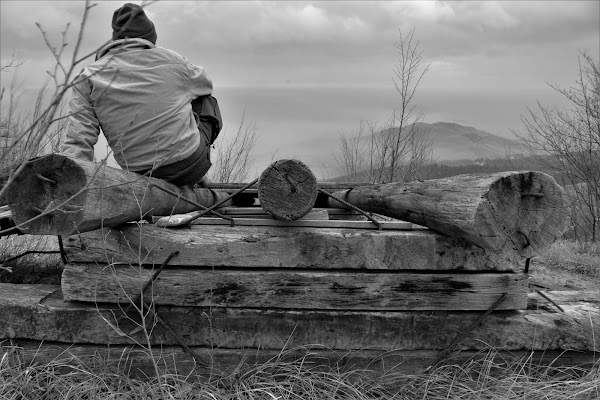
[[61, 265, 528, 310], [62, 224, 519, 271], [2, 284, 596, 351], [326, 171, 570, 257], [258, 159, 318, 220], [4, 154, 232, 235]]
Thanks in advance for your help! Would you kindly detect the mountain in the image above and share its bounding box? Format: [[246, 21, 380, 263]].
[[422, 122, 525, 163]]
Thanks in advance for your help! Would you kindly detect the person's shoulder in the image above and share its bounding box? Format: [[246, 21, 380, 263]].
[[153, 46, 189, 62]]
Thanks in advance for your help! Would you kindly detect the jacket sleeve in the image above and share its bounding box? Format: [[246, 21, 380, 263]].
[[60, 76, 100, 161], [186, 62, 213, 98]]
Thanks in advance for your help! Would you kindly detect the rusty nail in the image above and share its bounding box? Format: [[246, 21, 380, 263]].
[[521, 192, 544, 198], [36, 174, 57, 185], [285, 174, 298, 193]]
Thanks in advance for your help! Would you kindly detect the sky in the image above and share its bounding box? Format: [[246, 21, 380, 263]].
[[1, 0, 599, 178]]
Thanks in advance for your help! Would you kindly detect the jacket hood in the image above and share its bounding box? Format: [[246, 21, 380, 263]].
[[95, 38, 156, 60]]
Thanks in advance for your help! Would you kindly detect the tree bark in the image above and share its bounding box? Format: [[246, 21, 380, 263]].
[[258, 159, 318, 220], [326, 171, 570, 257], [4, 154, 232, 236]]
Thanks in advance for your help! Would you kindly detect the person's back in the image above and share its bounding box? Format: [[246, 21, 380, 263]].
[[61, 3, 220, 186]]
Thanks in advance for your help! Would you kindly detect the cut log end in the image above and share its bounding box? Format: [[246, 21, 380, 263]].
[[476, 171, 571, 257], [5, 154, 86, 235], [258, 159, 318, 221]]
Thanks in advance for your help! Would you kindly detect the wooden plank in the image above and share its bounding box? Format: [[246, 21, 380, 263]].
[[2, 341, 597, 379], [187, 218, 411, 229], [153, 209, 330, 226], [214, 207, 360, 216], [2, 284, 596, 351], [61, 265, 528, 310], [62, 224, 519, 271]]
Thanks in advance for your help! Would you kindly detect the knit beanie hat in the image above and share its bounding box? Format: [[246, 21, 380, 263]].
[[112, 3, 157, 44]]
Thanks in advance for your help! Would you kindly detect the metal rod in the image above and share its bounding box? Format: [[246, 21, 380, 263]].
[[186, 178, 260, 225], [35, 173, 57, 185], [149, 184, 233, 223], [521, 193, 544, 198], [318, 188, 382, 230], [425, 292, 508, 372], [285, 174, 298, 193], [536, 290, 565, 313]]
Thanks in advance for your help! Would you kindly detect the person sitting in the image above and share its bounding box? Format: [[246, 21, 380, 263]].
[[61, 3, 221, 187]]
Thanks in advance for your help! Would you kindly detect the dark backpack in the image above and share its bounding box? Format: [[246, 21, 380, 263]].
[[192, 95, 223, 145]]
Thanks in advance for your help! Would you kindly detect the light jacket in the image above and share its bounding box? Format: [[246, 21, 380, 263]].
[[61, 38, 213, 171]]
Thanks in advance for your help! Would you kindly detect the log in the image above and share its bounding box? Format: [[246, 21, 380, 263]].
[[326, 171, 570, 257], [2, 284, 597, 352], [61, 264, 528, 310], [3, 154, 232, 235], [258, 159, 318, 220], [62, 224, 520, 271]]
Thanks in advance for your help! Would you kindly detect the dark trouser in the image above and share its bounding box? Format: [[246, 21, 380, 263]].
[[137, 99, 212, 186]]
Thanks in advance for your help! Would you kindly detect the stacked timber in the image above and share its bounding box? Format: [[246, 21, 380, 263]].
[[1, 155, 596, 378]]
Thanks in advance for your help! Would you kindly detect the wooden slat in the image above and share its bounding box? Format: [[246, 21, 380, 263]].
[[61, 265, 528, 310], [62, 224, 519, 271], [188, 218, 411, 229], [2, 341, 597, 379], [2, 284, 596, 351]]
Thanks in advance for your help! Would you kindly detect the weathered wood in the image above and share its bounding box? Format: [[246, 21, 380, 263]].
[[326, 171, 570, 257], [61, 265, 528, 310], [2, 341, 597, 379], [188, 218, 410, 229], [153, 209, 331, 227], [258, 159, 318, 220], [62, 224, 519, 271], [3, 154, 232, 235], [2, 284, 597, 351]]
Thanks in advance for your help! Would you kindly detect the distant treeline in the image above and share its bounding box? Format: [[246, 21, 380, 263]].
[[423, 155, 580, 186], [330, 154, 577, 186]]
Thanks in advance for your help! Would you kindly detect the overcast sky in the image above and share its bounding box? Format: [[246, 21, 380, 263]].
[[1, 1, 599, 177]]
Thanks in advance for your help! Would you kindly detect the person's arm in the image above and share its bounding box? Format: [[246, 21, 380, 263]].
[[60, 76, 100, 161], [186, 61, 213, 98]]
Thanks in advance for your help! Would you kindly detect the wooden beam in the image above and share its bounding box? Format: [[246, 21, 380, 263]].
[[326, 171, 570, 257], [62, 224, 519, 271], [61, 265, 528, 310], [2, 284, 597, 352], [3, 154, 233, 235], [2, 340, 597, 379]]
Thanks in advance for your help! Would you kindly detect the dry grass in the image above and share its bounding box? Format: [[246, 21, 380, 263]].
[[0, 234, 63, 284], [1, 346, 598, 400]]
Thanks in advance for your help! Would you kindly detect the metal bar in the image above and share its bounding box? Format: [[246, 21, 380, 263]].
[[149, 184, 233, 223], [285, 174, 298, 193], [425, 292, 508, 372], [318, 188, 382, 230], [536, 290, 565, 313], [35, 173, 57, 185], [186, 178, 259, 224], [521, 193, 544, 198]]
